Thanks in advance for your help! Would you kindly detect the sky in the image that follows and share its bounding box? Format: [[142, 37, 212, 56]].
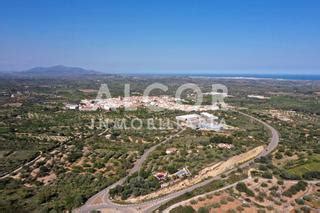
[[0, 0, 320, 74]]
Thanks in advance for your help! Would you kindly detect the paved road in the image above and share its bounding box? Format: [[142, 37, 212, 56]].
[[76, 111, 280, 213], [76, 127, 187, 213], [234, 110, 279, 157]]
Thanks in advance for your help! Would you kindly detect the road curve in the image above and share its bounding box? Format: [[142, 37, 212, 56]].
[[76, 127, 187, 213], [76, 111, 280, 213], [235, 110, 279, 158]]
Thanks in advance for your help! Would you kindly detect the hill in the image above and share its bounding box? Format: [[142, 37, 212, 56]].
[[19, 65, 101, 77]]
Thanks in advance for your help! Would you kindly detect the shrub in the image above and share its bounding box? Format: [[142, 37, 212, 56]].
[[220, 199, 228, 205], [302, 195, 312, 202], [283, 181, 308, 197], [205, 194, 213, 199], [258, 164, 268, 171], [167, 164, 178, 174], [285, 150, 293, 157], [68, 150, 82, 163], [251, 170, 260, 177], [277, 180, 284, 185], [214, 191, 221, 196], [262, 172, 273, 179], [266, 206, 274, 211], [274, 200, 282, 205], [295, 198, 305, 205], [170, 205, 195, 213], [302, 171, 320, 180], [197, 207, 209, 213], [275, 152, 283, 159], [198, 196, 205, 202], [269, 185, 279, 191], [227, 196, 235, 202], [236, 206, 244, 211], [280, 171, 300, 180], [211, 203, 221, 208], [190, 200, 197, 205], [300, 206, 311, 213], [242, 204, 250, 209], [256, 192, 266, 202], [39, 165, 50, 177], [236, 182, 254, 197], [210, 135, 233, 144]]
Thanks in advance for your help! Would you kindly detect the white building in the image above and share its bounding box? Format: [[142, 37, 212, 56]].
[[176, 113, 224, 131], [173, 167, 191, 178], [176, 114, 200, 123], [65, 104, 78, 110], [247, 95, 270, 100], [200, 112, 219, 121], [165, 147, 178, 155]]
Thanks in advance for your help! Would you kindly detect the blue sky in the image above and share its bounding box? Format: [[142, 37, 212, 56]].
[[0, 0, 320, 74]]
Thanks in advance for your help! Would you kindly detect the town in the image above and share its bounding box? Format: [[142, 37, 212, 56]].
[[1, 1, 320, 212], [66, 95, 226, 112]]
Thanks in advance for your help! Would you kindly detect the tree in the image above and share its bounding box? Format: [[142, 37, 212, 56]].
[[236, 182, 254, 196], [198, 207, 209, 213], [39, 165, 50, 177], [277, 180, 284, 185], [275, 152, 283, 159], [295, 198, 305, 205], [210, 135, 233, 144], [302, 171, 320, 180], [280, 170, 300, 180], [68, 150, 82, 163], [283, 181, 308, 197], [285, 150, 293, 157], [262, 172, 273, 179], [167, 164, 178, 174], [170, 205, 195, 213]]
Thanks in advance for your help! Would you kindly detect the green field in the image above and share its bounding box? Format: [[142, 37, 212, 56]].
[[288, 154, 320, 176]]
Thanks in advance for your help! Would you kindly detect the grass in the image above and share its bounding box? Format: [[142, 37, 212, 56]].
[[287, 154, 320, 176]]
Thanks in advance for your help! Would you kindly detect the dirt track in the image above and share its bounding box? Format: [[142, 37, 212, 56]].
[[75, 110, 280, 213], [126, 146, 264, 203]]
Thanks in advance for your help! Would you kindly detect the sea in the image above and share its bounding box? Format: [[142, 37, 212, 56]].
[[187, 74, 320, 81]]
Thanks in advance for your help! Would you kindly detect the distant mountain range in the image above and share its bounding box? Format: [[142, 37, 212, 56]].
[[1, 66, 319, 80], [18, 65, 101, 77]]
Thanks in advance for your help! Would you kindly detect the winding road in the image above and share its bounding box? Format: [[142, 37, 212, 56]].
[[75, 111, 280, 213]]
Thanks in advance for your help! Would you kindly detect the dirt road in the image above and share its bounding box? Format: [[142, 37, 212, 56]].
[[76, 111, 280, 213]]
